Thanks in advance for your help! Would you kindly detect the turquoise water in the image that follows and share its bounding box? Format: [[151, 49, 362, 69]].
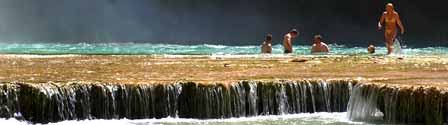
[[0, 43, 447, 56]]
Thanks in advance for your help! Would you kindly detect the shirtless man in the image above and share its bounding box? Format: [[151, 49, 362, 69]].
[[283, 29, 299, 53], [378, 3, 405, 55], [311, 35, 329, 53], [261, 34, 273, 53]]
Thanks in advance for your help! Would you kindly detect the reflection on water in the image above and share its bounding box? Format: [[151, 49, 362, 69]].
[[1, 112, 376, 125]]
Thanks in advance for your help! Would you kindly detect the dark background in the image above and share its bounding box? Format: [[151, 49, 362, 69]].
[[0, 0, 446, 47]]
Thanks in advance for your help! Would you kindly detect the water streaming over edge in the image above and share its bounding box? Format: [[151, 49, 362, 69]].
[[2, 80, 448, 124], [0, 80, 354, 123]]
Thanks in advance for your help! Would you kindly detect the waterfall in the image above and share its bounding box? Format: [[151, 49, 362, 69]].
[[0, 80, 354, 123], [347, 83, 384, 122], [347, 83, 447, 125], [4, 80, 448, 124], [0, 83, 19, 119], [11, 83, 182, 123]]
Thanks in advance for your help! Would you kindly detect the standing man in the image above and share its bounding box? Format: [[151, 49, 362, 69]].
[[283, 29, 299, 54], [378, 3, 405, 55]]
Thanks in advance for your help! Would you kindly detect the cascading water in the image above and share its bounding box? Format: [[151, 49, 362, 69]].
[[3, 80, 448, 124], [0, 80, 355, 123], [0, 83, 20, 119], [346, 83, 448, 125], [347, 83, 384, 122]]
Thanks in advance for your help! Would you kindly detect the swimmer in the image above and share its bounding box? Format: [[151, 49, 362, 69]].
[[378, 3, 405, 55], [311, 35, 329, 54], [261, 34, 273, 53], [283, 29, 299, 54], [368, 44, 375, 54]]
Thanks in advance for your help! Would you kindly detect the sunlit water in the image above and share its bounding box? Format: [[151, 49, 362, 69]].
[[0, 43, 447, 56], [0, 112, 377, 125]]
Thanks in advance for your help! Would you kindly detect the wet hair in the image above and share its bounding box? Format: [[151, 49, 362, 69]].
[[290, 29, 298, 35], [265, 34, 272, 41], [387, 3, 394, 8], [386, 3, 394, 10], [314, 35, 322, 41]]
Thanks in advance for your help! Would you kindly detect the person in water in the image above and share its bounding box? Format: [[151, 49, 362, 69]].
[[378, 3, 405, 55], [283, 29, 299, 54], [261, 34, 273, 53], [311, 35, 329, 53], [368, 44, 375, 54]]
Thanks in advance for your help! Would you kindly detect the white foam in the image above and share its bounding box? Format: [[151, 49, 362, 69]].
[[0, 112, 368, 125], [203, 44, 228, 49], [0, 118, 29, 125]]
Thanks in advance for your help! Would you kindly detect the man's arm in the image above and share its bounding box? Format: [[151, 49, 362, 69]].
[[378, 13, 385, 30], [287, 38, 292, 49], [323, 44, 330, 52], [284, 36, 292, 50], [396, 13, 405, 34]]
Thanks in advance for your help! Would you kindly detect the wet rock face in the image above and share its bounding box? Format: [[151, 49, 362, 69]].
[[178, 80, 353, 119], [3, 80, 448, 124], [0, 83, 19, 118], [0, 80, 354, 123], [347, 83, 448, 125]]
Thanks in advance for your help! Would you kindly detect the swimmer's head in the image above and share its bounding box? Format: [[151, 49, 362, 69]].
[[265, 34, 272, 42], [290, 29, 299, 38], [313, 35, 322, 44], [368, 44, 375, 54], [386, 3, 394, 12]]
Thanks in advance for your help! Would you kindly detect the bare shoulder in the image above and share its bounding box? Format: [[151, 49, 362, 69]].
[[321, 42, 329, 47], [394, 11, 399, 16]]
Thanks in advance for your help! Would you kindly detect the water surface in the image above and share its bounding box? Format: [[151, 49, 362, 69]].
[[0, 43, 447, 56]]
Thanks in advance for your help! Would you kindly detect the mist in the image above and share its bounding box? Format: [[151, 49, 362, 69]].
[[0, 0, 446, 46]]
